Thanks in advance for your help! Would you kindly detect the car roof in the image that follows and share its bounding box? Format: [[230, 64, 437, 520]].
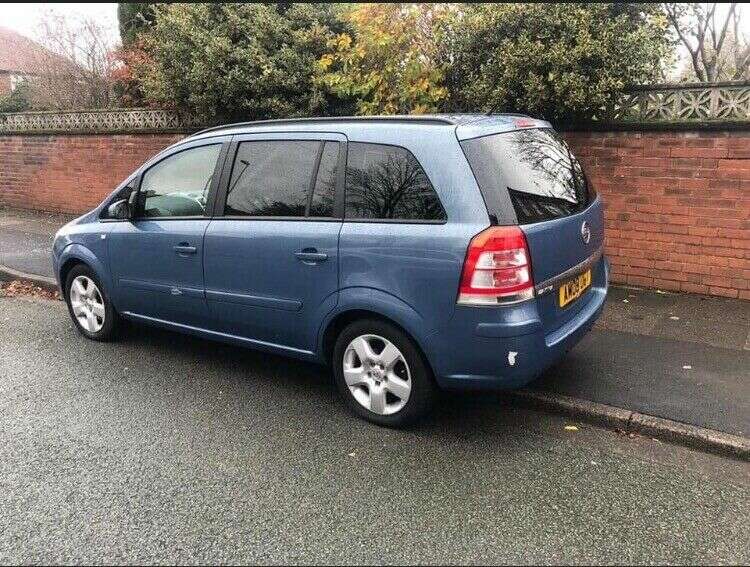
[[187, 114, 553, 143]]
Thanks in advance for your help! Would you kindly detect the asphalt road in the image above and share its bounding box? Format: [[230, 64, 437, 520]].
[[1, 297, 749, 564], [535, 328, 750, 436]]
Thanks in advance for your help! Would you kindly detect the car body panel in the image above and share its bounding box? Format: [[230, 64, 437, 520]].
[[338, 221, 485, 335], [204, 218, 341, 352], [522, 197, 605, 331], [108, 218, 211, 327], [51, 115, 608, 392]]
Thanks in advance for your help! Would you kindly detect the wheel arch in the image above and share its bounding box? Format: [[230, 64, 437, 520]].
[[318, 288, 437, 378], [57, 244, 112, 297], [59, 257, 86, 290]]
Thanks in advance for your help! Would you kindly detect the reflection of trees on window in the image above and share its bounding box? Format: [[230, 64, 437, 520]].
[[505, 129, 591, 223], [510, 129, 580, 203], [345, 143, 446, 221], [309, 142, 338, 217]]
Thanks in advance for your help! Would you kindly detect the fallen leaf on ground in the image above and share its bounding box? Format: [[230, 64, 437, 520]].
[[564, 425, 579, 431], [0, 280, 59, 300]]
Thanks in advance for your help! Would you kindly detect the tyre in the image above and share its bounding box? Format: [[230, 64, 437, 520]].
[[332, 318, 437, 427], [64, 264, 120, 341]]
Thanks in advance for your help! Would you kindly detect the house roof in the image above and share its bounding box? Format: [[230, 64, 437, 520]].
[[0, 25, 68, 74]]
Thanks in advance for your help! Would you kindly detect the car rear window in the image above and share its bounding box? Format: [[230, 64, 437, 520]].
[[460, 128, 595, 225]]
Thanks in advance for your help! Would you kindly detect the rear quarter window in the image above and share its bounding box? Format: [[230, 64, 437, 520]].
[[461, 129, 595, 225], [345, 142, 446, 222]]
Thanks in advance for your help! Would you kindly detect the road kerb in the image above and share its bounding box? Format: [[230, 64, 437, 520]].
[[509, 389, 749, 461], [628, 412, 750, 461], [0, 264, 59, 294]]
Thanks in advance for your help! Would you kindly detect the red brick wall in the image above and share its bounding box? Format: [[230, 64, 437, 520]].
[[563, 130, 750, 299], [0, 129, 748, 298], [0, 133, 185, 213], [0, 74, 11, 96]]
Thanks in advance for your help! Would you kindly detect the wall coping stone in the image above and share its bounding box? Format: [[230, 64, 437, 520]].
[[1, 82, 748, 134]]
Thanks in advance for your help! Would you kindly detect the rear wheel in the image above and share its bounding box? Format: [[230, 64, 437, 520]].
[[64, 264, 120, 341], [333, 319, 437, 427]]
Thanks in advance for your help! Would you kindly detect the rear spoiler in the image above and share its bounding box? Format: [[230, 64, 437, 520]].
[[455, 116, 553, 142]]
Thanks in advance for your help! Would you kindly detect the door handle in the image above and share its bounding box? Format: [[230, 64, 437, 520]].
[[295, 250, 328, 264], [173, 244, 197, 255]]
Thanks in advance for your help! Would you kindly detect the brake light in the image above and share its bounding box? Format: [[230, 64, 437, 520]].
[[513, 117, 537, 128], [457, 226, 535, 306]]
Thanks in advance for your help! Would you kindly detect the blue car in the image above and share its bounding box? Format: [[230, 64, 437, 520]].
[[53, 115, 608, 426]]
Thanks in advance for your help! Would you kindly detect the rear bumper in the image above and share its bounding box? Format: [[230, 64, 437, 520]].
[[429, 256, 609, 390]]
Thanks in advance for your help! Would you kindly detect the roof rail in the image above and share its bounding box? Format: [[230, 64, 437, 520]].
[[190, 115, 458, 137]]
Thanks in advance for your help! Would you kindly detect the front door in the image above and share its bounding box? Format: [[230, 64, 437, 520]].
[[108, 139, 228, 328], [204, 133, 346, 353]]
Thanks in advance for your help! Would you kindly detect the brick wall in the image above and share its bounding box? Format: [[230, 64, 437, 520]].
[[0, 129, 748, 298], [563, 130, 750, 299], [0, 133, 185, 213], [0, 73, 11, 96]]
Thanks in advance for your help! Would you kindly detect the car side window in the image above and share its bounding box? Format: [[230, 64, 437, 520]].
[[139, 144, 222, 218], [225, 140, 335, 218], [345, 142, 446, 221]]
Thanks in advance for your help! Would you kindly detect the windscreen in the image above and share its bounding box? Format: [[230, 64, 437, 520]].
[[461, 128, 595, 224]]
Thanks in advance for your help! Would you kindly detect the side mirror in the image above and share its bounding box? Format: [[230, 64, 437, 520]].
[[107, 199, 131, 220]]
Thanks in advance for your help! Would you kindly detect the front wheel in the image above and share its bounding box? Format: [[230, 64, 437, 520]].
[[332, 319, 437, 427], [64, 264, 120, 341]]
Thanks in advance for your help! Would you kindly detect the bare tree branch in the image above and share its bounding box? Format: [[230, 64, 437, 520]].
[[712, 3, 737, 79], [26, 11, 120, 109], [731, 7, 750, 79], [665, 3, 705, 81], [665, 2, 746, 82]]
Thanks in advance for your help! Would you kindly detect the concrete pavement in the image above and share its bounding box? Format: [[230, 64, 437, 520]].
[[534, 288, 750, 437], [0, 207, 73, 278], [1, 296, 749, 564]]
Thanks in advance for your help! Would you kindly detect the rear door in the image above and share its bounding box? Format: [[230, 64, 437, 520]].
[[203, 132, 346, 354], [460, 127, 604, 330]]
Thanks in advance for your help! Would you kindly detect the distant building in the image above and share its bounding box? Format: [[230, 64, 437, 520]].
[[0, 26, 68, 96]]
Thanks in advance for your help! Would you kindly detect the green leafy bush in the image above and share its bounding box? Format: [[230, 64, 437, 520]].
[[447, 3, 671, 122], [117, 3, 157, 47], [0, 82, 33, 113], [317, 3, 454, 115], [130, 3, 672, 123], [132, 3, 354, 122]]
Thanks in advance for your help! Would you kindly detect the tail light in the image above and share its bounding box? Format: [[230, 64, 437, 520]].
[[457, 226, 534, 306]]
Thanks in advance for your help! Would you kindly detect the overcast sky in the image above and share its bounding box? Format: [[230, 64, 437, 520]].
[[3, 3, 120, 42]]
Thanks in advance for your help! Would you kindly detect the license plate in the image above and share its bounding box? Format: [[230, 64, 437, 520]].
[[558, 269, 592, 308]]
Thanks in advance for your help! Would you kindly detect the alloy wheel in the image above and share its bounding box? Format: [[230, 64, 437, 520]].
[[69, 275, 105, 333], [343, 334, 412, 415]]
